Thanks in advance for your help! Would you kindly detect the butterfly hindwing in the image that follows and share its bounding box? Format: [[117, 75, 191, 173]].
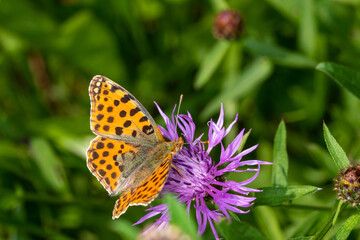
[[87, 136, 142, 195], [112, 154, 172, 219]]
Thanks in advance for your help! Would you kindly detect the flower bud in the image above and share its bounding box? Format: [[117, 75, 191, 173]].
[[213, 10, 244, 40], [334, 165, 360, 206]]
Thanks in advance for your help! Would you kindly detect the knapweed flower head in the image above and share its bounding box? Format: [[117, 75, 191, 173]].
[[135, 103, 271, 239], [334, 165, 360, 207]]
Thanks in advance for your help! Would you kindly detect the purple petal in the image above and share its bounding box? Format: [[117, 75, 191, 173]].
[[225, 113, 239, 135], [216, 103, 224, 128]]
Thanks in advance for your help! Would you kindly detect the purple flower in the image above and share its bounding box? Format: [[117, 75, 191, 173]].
[[134, 103, 271, 239]]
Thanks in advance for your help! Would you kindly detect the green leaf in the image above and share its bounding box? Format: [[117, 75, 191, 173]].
[[254, 206, 284, 240], [201, 58, 273, 119], [165, 195, 199, 240], [316, 62, 360, 100], [245, 38, 316, 68], [217, 218, 267, 240], [272, 120, 289, 187], [194, 41, 230, 89], [30, 138, 68, 193], [255, 185, 320, 206], [332, 212, 360, 240], [323, 123, 349, 170]]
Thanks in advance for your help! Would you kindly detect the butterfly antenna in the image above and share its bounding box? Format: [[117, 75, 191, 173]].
[[175, 94, 183, 133]]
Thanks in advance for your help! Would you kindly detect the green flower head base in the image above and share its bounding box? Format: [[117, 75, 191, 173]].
[[334, 165, 360, 207]]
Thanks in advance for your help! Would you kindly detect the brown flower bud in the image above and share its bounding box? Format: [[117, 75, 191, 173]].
[[213, 10, 244, 40]]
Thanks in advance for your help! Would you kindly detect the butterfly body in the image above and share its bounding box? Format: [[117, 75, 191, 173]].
[[114, 138, 183, 194], [87, 75, 183, 218]]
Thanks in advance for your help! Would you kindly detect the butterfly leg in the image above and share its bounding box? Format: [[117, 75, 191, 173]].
[[171, 164, 184, 178]]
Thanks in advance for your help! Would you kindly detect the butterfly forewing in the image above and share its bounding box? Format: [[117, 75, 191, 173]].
[[89, 75, 164, 143]]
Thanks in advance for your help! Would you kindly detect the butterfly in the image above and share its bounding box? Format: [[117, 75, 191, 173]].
[[86, 75, 183, 219]]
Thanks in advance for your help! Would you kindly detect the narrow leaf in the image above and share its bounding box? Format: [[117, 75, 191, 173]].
[[316, 62, 360, 100], [272, 120, 289, 187], [194, 41, 230, 89], [255, 185, 320, 206], [323, 123, 349, 170], [333, 212, 360, 240]]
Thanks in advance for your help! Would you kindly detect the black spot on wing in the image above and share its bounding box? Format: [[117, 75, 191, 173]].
[[139, 116, 148, 122], [121, 95, 131, 103], [142, 125, 154, 135], [115, 127, 123, 135], [130, 107, 140, 116], [110, 84, 124, 93]]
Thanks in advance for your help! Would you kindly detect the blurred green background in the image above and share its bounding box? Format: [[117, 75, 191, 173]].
[[1, 0, 360, 239]]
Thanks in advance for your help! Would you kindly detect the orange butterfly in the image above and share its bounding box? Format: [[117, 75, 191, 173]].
[[87, 75, 183, 218]]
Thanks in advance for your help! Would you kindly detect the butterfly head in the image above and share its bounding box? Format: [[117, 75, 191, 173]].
[[170, 137, 184, 155]]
